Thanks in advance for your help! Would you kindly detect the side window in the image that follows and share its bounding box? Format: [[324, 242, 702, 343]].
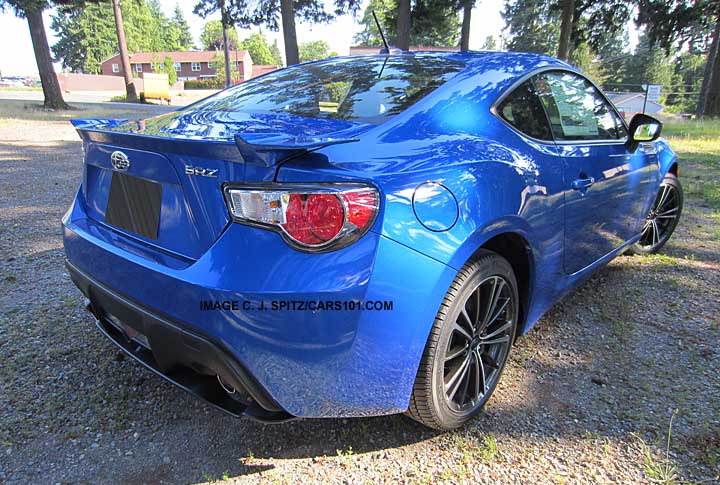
[[497, 80, 553, 141], [534, 71, 624, 141]]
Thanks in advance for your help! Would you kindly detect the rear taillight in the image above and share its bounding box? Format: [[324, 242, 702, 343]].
[[223, 184, 379, 251]]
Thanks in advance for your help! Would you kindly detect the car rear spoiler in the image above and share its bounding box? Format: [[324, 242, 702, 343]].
[[233, 134, 359, 165], [71, 118, 359, 166]]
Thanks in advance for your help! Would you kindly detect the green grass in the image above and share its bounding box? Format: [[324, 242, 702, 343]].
[[661, 118, 720, 210], [662, 118, 720, 138], [632, 410, 682, 485]]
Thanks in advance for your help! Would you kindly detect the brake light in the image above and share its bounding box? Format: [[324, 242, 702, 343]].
[[224, 184, 379, 251]]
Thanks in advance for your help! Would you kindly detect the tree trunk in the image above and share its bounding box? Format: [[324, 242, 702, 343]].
[[557, 0, 574, 61], [220, 0, 233, 87], [697, 18, 720, 117], [111, 0, 137, 102], [396, 0, 411, 50], [706, 42, 720, 116], [280, 0, 299, 65], [25, 7, 69, 110], [460, 0, 472, 51]]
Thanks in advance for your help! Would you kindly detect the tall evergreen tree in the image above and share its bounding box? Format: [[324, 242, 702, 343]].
[[502, 0, 559, 54], [171, 5, 194, 50], [269, 39, 283, 67], [1, 0, 68, 109], [52, 0, 192, 74], [636, 0, 720, 116], [354, 0, 459, 48], [194, 0, 360, 66], [112, 0, 137, 101]]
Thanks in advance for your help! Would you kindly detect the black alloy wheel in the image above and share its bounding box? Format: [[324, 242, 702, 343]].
[[408, 251, 518, 430], [631, 172, 683, 255]]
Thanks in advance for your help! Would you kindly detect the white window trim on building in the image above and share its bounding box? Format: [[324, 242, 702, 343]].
[[135, 64, 142, 73], [174, 62, 182, 72], [112, 63, 119, 73], [191, 62, 201, 72]]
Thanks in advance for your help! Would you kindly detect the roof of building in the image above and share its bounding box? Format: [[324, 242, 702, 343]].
[[250, 64, 278, 79], [607, 92, 664, 113], [102, 50, 251, 64]]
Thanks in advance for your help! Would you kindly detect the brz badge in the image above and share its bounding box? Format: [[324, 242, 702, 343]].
[[110, 151, 130, 171], [185, 165, 219, 178]]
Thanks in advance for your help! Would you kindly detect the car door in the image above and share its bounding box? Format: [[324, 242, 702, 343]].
[[533, 71, 657, 274]]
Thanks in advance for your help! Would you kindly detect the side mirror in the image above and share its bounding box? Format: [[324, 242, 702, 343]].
[[626, 113, 662, 153]]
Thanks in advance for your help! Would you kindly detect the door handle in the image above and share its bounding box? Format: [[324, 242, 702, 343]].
[[571, 177, 595, 190]]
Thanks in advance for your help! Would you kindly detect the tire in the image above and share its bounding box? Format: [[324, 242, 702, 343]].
[[407, 250, 519, 430], [628, 172, 683, 255]]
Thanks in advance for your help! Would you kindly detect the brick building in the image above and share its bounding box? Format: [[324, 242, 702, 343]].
[[100, 50, 274, 82]]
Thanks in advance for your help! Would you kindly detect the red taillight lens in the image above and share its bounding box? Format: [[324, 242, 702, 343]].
[[343, 190, 376, 229], [283, 193, 345, 244], [224, 184, 379, 251]]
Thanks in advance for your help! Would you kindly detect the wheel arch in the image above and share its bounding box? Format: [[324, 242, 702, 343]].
[[449, 219, 537, 338]]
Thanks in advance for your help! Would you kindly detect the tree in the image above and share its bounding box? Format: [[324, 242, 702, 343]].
[[459, 0, 473, 51], [269, 39, 283, 67], [51, 5, 117, 74], [195, 0, 360, 67], [1, 0, 68, 109], [280, 0, 299, 64], [210, 51, 238, 85], [239, 33, 277, 64], [396, 0, 410, 49], [200, 19, 238, 50], [622, 33, 676, 100], [170, 4, 193, 50], [354, 0, 459, 48], [52, 0, 191, 74], [298, 40, 338, 62], [481, 35, 497, 50], [503, 0, 559, 54], [111, 0, 137, 102], [353, 0, 393, 45], [163, 56, 177, 85], [636, 0, 720, 117], [557, 0, 573, 60], [503, 0, 631, 60]]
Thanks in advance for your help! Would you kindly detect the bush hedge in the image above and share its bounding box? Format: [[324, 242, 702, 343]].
[[184, 78, 225, 89]]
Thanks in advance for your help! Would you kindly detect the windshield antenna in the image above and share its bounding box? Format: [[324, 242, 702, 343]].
[[372, 10, 390, 54]]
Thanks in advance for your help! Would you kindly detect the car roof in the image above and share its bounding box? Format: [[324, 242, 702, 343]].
[[346, 50, 570, 69], [341, 50, 573, 87]]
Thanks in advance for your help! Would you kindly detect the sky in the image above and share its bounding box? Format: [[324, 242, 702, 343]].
[[0, 0, 506, 76]]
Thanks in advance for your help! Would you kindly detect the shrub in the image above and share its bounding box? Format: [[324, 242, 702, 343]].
[[184, 78, 224, 90]]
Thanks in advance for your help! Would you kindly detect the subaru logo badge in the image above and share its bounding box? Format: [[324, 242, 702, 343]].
[[110, 151, 130, 171]]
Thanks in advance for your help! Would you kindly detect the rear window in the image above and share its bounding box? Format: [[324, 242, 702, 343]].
[[188, 56, 466, 125]]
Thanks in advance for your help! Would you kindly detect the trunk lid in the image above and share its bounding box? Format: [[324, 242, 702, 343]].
[[72, 110, 369, 261]]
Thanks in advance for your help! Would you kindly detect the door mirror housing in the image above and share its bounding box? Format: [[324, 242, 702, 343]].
[[626, 113, 662, 152]]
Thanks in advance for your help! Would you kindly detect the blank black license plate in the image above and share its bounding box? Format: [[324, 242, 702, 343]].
[[105, 172, 162, 240]]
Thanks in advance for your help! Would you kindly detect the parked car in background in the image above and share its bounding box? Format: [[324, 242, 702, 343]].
[[0, 77, 26, 88], [63, 51, 681, 430]]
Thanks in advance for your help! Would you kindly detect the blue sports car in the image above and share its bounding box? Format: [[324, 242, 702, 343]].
[[63, 51, 682, 430]]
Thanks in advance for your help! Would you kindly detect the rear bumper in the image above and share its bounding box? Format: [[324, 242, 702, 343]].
[[67, 260, 293, 422], [62, 189, 457, 417]]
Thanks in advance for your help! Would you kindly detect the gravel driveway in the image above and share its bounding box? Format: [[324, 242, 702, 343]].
[[1, 110, 718, 484]]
